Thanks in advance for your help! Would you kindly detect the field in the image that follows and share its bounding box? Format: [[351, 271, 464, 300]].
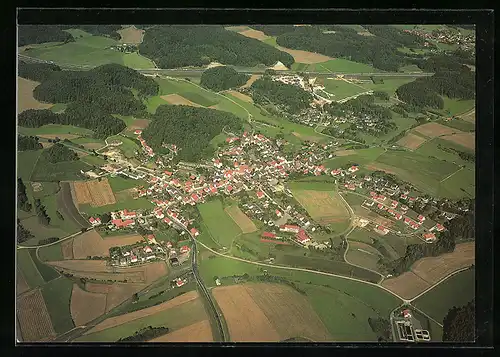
[[440, 132, 475, 151], [107, 175, 148, 192], [105, 135, 140, 159], [238, 28, 270, 41], [291, 189, 350, 226], [17, 76, 52, 113], [148, 320, 213, 342], [72, 230, 144, 259], [459, 108, 475, 123], [276, 46, 333, 64], [117, 25, 144, 44], [437, 167, 475, 199], [78, 197, 154, 216], [17, 267, 30, 295], [225, 90, 253, 102], [323, 79, 367, 101], [324, 147, 385, 169], [17, 249, 45, 288], [382, 242, 475, 299], [30, 154, 91, 182], [160, 93, 203, 107], [40, 276, 75, 333], [240, 74, 262, 89], [38, 243, 64, 262], [213, 283, 331, 342], [18, 124, 94, 138], [16, 289, 56, 341], [17, 150, 42, 182], [70, 284, 107, 326], [396, 132, 428, 150], [413, 268, 475, 323], [86, 281, 146, 313], [70, 137, 105, 150], [72, 178, 116, 207], [198, 200, 242, 247], [78, 291, 209, 342], [224, 205, 257, 233], [440, 97, 475, 117], [415, 138, 475, 170], [413, 122, 461, 138], [346, 241, 383, 272]]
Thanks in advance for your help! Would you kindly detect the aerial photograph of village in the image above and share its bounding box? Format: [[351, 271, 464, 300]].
[[16, 22, 475, 343]]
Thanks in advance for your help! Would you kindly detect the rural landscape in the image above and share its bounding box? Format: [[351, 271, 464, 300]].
[[17, 23, 475, 343]]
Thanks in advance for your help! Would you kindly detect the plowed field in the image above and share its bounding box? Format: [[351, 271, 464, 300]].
[[148, 320, 213, 342], [16, 289, 55, 341], [70, 284, 107, 326], [413, 123, 460, 138], [292, 190, 350, 225], [72, 230, 144, 258], [441, 132, 475, 151], [72, 179, 116, 207]]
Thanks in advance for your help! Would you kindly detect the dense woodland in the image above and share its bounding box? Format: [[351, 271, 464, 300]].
[[42, 143, 79, 163], [17, 178, 31, 212], [138, 25, 294, 69], [442, 299, 475, 342], [18, 61, 62, 82], [18, 135, 43, 151], [250, 77, 313, 113], [17, 219, 34, 244], [200, 66, 250, 92], [18, 25, 74, 46], [142, 105, 243, 162]]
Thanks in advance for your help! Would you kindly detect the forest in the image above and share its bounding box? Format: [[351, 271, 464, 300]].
[[42, 143, 79, 163], [18, 135, 43, 151], [17, 219, 34, 244], [142, 105, 243, 162], [138, 25, 294, 69], [442, 299, 475, 342], [18, 61, 62, 82], [17, 178, 31, 212], [250, 77, 313, 113], [18, 25, 74, 46], [200, 66, 250, 92]]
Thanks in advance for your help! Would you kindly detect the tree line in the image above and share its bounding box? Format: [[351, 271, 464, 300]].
[[17, 219, 34, 244], [18, 178, 31, 212], [18, 135, 42, 151], [442, 298, 475, 342], [141, 105, 243, 162], [117, 326, 170, 342], [42, 143, 79, 163], [250, 76, 313, 113], [18, 25, 74, 47], [34, 198, 51, 225], [200, 66, 250, 92], [18, 61, 62, 83], [138, 25, 295, 69]]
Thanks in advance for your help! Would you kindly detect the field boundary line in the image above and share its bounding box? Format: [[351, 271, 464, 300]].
[[439, 166, 464, 183]]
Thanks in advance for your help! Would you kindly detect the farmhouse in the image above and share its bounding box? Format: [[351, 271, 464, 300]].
[[180, 245, 191, 254], [417, 215, 426, 222], [256, 191, 265, 199], [374, 225, 389, 235], [423, 232, 437, 243], [279, 224, 301, 233], [348, 165, 359, 173], [296, 229, 311, 244], [89, 217, 102, 226], [430, 223, 446, 232], [262, 232, 277, 239], [190, 228, 200, 237], [111, 219, 135, 228], [121, 209, 137, 219]]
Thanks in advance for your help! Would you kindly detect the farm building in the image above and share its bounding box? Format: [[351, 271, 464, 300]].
[[262, 232, 277, 239], [374, 225, 389, 235], [256, 190, 264, 199], [423, 232, 437, 243], [190, 228, 200, 237], [348, 165, 359, 173], [279, 225, 301, 233], [89, 217, 101, 226], [296, 229, 311, 244]]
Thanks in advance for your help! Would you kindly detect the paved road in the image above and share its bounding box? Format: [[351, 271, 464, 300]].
[[17, 228, 88, 250]]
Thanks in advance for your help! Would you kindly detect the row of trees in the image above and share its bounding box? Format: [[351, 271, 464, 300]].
[[200, 66, 250, 92], [117, 326, 170, 342], [34, 198, 51, 225], [17, 219, 34, 244], [141, 105, 243, 162], [17, 178, 31, 212], [250, 77, 313, 113], [138, 25, 294, 69], [42, 143, 79, 163], [18, 135, 42, 151]]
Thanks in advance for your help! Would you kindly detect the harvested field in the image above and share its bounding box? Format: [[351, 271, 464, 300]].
[[129, 119, 150, 129], [37, 134, 80, 140], [381, 271, 431, 300], [87, 290, 199, 334], [149, 320, 213, 342], [72, 179, 116, 207], [70, 284, 106, 326], [292, 132, 323, 142], [459, 109, 475, 123], [41, 142, 54, 148], [81, 142, 104, 150], [241, 74, 261, 89], [160, 94, 203, 107], [16, 289, 56, 341], [441, 132, 475, 151], [246, 283, 331, 341], [212, 285, 280, 342], [17, 77, 52, 113], [117, 26, 144, 44], [396, 133, 428, 150], [17, 268, 30, 295], [276, 45, 333, 64], [61, 239, 74, 259], [292, 190, 350, 225], [238, 29, 269, 41], [72, 230, 144, 259], [225, 205, 257, 233], [334, 149, 357, 157], [226, 90, 253, 103], [85, 281, 145, 312], [411, 242, 475, 285], [413, 123, 460, 138]]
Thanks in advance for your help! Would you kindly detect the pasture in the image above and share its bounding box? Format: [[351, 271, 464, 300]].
[[413, 122, 461, 138], [107, 175, 148, 191], [440, 97, 475, 117], [323, 79, 367, 100], [291, 189, 350, 226], [437, 167, 475, 199], [396, 132, 428, 150], [224, 205, 257, 233], [16, 289, 56, 341], [413, 268, 475, 323], [117, 26, 144, 44], [17, 249, 44, 288], [346, 241, 383, 272], [17, 150, 42, 181], [314, 59, 380, 73], [86, 282, 146, 313], [38, 244, 64, 262], [438, 118, 475, 133], [17, 77, 52, 114], [160, 94, 203, 107], [287, 181, 335, 191], [105, 135, 139, 158], [415, 138, 475, 170], [30, 154, 90, 182], [441, 132, 475, 151], [198, 199, 242, 247], [41, 276, 75, 334]]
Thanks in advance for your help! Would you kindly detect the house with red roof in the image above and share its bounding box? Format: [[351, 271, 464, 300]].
[[348, 165, 359, 173], [275, 210, 282, 217], [190, 228, 200, 237], [121, 209, 137, 219], [226, 137, 240, 144], [262, 232, 276, 239], [164, 170, 173, 177], [112, 219, 135, 228], [404, 217, 412, 225], [331, 169, 341, 176], [370, 191, 377, 197], [166, 241, 173, 248], [144, 246, 153, 254], [191, 193, 200, 202], [163, 217, 172, 226], [175, 278, 186, 287], [391, 201, 399, 208], [395, 213, 403, 220], [296, 229, 311, 244], [400, 205, 409, 212], [377, 203, 384, 210], [226, 185, 233, 193], [130, 255, 138, 263], [279, 225, 300, 233], [180, 245, 190, 254], [134, 129, 142, 135], [89, 217, 101, 226], [400, 193, 408, 200], [374, 225, 389, 235], [417, 215, 426, 222], [256, 191, 264, 199], [213, 159, 222, 168], [423, 232, 437, 243], [344, 183, 356, 191], [431, 223, 445, 232]]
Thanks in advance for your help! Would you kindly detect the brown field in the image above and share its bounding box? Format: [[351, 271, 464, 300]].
[[334, 149, 357, 157], [276, 46, 333, 64], [17, 77, 52, 114], [240, 74, 262, 89], [88, 290, 199, 334], [161, 94, 203, 107], [293, 190, 350, 225], [346, 242, 381, 272], [115, 188, 136, 202], [81, 142, 104, 150], [17, 268, 30, 295], [75, 150, 88, 158], [226, 90, 253, 103], [16, 289, 55, 341], [411, 242, 475, 285], [245, 283, 331, 341], [292, 132, 323, 142], [396, 133, 428, 150], [41, 142, 54, 148], [459, 109, 475, 123], [61, 239, 74, 259], [352, 205, 394, 228], [70, 284, 107, 326], [365, 163, 398, 176], [102, 283, 146, 312], [117, 26, 144, 44], [441, 132, 475, 151], [37, 133, 80, 140], [72, 230, 144, 258], [149, 320, 213, 342], [212, 285, 280, 341], [238, 29, 269, 41], [225, 205, 257, 233], [381, 271, 431, 300], [72, 179, 116, 207], [413, 122, 460, 138]]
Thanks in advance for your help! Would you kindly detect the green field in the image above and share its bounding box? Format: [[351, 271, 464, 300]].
[[323, 79, 367, 100], [287, 181, 336, 191], [122, 52, 155, 69], [26, 35, 123, 67], [63, 28, 93, 38], [70, 136, 105, 147], [38, 243, 64, 262], [437, 118, 475, 132], [18, 124, 94, 137], [415, 138, 475, 170], [413, 268, 475, 324], [41, 276, 75, 334], [107, 175, 148, 192], [30, 154, 91, 182], [262, 36, 278, 47], [346, 227, 375, 244], [362, 78, 417, 98], [76, 294, 206, 342], [324, 147, 385, 169], [106, 135, 139, 158], [29, 249, 60, 282], [198, 200, 242, 248], [439, 97, 475, 117], [437, 167, 475, 199], [80, 155, 108, 167], [17, 150, 42, 181], [31, 182, 60, 199], [79, 197, 154, 215], [111, 114, 136, 127], [17, 249, 45, 288], [50, 103, 67, 113], [399, 64, 423, 73], [314, 59, 381, 73]]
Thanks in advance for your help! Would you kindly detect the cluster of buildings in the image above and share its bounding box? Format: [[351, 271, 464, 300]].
[[110, 43, 138, 53], [135, 130, 155, 157], [403, 28, 475, 52], [109, 241, 166, 267], [393, 308, 431, 342]]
